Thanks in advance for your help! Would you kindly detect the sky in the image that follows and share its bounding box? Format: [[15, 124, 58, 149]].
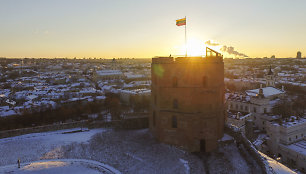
[[0, 0, 305, 58]]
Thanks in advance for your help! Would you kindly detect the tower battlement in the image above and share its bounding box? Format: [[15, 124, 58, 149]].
[[152, 56, 223, 65]]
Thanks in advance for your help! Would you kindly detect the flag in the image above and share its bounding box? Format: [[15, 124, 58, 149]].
[[176, 18, 186, 26]]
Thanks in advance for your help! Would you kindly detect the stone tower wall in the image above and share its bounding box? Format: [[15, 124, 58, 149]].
[[150, 56, 225, 152]]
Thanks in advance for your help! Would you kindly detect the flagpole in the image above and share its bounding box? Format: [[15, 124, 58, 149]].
[[185, 16, 187, 57]]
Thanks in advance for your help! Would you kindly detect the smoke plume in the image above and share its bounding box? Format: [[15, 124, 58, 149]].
[[205, 40, 248, 58], [220, 45, 248, 57]]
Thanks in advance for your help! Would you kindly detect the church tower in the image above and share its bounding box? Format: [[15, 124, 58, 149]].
[[150, 48, 225, 152], [265, 66, 275, 87]]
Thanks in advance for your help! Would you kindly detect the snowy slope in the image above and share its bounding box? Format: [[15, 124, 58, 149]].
[[0, 159, 121, 174], [0, 128, 106, 166], [0, 128, 270, 174], [259, 152, 296, 174]]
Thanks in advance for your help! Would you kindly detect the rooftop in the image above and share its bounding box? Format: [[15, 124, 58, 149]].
[[227, 93, 251, 102], [271, 116, 306, 128], [283, 140, 306, 156], [228, 111, 252, 120], [96, 70, 122, 76], [246, 87, 284, 98]]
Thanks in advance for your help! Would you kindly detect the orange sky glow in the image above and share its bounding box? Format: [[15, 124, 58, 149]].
[[0, 0, 305, 58]]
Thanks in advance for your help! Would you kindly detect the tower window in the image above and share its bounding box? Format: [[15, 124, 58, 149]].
[[154, 95, 157, 105], [253, 107, 257, 113], [203, 76, 207, 87], [264, 108, 267, 113], [153, 111, 156, 127], [172, 115, 177, 128], [173, 99, 178, 109], [173, 77, 178, 87]]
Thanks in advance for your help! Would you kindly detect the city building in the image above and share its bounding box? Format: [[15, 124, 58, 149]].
[[227, 67, 285, 131], [93, 70, 124, 80], [265, 66, 275, 87], [227, 111, 253, 133], [265, 116, 306, 172], [296, 51, 302, 59], [150, 48, 225, 152]]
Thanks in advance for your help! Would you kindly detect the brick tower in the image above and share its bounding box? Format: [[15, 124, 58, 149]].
[[150, 48, 225, 152]]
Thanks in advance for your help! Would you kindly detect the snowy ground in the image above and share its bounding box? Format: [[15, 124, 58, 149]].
[[0, 128, 265, 174], [0, 128, 105, 166], [203, 143, 262, 174], [0, 159, 121, 174], [259, 152, 296, 174]]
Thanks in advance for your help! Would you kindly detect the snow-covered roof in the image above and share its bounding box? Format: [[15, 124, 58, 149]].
[[0, 106, 9, 111], [5, 99, 16, 105], [119, 89, 151, 95], [246, 87, 284, 97], [228, 111, 252, 120], [96, 70, 122, 76], [220, 134, 234, 141], [0, 110, 17, 117], [285, 140, 306, 156], [227, 93, 251, 102], [253, 134, 267, 147], [270, 116, 306, 128], [124, 72, 144, 79], [96, 96, 106, 100], [282, 117, 306, 128], [26, 95, 38, 100]]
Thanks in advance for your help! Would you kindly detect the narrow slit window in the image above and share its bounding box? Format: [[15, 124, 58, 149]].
[[154, 95, 157, 105], [173, 77, 178, 87], [203, 76, 207, 87], [153, 111, 156, 127], [172, 115, 177, 128], [173, 99, 178, 109]]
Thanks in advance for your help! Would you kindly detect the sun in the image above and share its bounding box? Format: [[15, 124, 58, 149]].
[[186, 38, 206, 56]]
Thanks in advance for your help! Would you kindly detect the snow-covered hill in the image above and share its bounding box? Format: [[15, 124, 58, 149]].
[[0, 128, 294, 174], [0, 159, 121, 174]]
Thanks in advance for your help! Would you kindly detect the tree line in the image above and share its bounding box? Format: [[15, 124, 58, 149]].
[[0, 92, 150, 131]]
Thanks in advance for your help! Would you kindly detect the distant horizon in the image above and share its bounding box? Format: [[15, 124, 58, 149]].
[[1, 55, 305, 59]]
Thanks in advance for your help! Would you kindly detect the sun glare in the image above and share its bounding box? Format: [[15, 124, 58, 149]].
[[175, 38, 223, 57], [187, 39, 206, 56]]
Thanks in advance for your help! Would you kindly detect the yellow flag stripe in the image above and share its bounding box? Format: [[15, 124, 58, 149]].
[[176, 18, 186, 22]]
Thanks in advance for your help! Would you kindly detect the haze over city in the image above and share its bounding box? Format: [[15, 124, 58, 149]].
[[1, 0, 306, 58]]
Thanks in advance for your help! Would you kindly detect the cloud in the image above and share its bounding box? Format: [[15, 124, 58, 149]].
[[205, 40, 220, 46], [205, 40, 248, 58]]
